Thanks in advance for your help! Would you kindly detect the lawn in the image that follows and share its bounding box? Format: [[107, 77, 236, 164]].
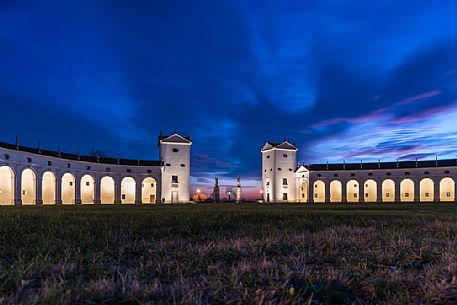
[[1, 203, 457, 304]]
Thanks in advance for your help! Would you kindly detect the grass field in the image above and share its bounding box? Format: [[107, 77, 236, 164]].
[[1, 203, 457, 304]]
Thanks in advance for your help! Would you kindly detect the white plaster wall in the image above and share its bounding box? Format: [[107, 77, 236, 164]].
[[160, 141, 191, 203]]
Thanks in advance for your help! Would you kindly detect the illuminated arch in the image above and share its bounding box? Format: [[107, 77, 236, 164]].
[[299, 180, 308, 202], [420, 178, 434, 202], [313, 180, 325, 203], [142, 177, 157, 204], [346, 180, 359, 203], [121, 177, 136, 204], [21, 168, 36, 205], [440, 177, 455, 202], [81, 175, 95, 204], [62, 173, 76, 204], [0, 166, 15, 205], [400, 179, 414, 202], [382, 179, 395, 202], [42, 171, 56, 204], [101, 176, 115, 204], [330, 180, 342, 202], [363, 179, 377, 203]]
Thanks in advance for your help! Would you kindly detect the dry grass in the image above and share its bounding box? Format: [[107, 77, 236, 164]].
[[1, 203, 457, 304]]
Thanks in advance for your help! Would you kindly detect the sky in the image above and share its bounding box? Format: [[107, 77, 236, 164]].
[[1, 1, 457, 198]]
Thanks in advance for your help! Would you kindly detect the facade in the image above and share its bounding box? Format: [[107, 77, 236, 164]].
[[262, 140, 457, 203], [0, 133, 191, 205]]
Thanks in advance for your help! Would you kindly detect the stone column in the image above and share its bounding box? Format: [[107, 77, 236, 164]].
[[324, 180, 331, 203], [359, 180, 364, 203], [55, 173, 62, 204], [341, 180, 347, 203], [14, 170, 22, 206], [36, 172, 43, 205], [75, 174, 82, 204], [309, 179, 315, 203], [94, 176, 101, 204], [135, 178, 142, 204], [434, 178, 440, 203], [114, 176, 122, 204], [376, 179, 383, 203], [394, 179, 401, 203], [414, 178, 420, 203]]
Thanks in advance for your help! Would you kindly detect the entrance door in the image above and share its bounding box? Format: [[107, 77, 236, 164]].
[[150, 195, 155, 203], [171, 191, 179, 203], [267, 193, 270, 203]]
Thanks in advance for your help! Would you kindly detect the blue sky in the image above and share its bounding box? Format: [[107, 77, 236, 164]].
[[1, 1, 457, 197]]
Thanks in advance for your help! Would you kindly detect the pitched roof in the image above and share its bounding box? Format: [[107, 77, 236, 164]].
[[261, 140, 297, 151], [158, 133, 192, 144], [304, 159, 457, 171]]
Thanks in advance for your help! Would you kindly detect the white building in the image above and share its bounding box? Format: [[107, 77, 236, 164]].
[[262, 140, 457, 203], [0, 133, 191, 205]]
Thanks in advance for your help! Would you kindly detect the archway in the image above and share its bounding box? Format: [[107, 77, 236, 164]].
[[400, 179, 414, 202], [62, 173, 76, 204], [101, 176, 115, 204], [364, 179, 377, 203], [346, 180, 359, 203], [81, 175, 95, 204], [299, 180, 308, 203], [382, 179, 395, 202], [0, 166, 14, 205], [121, 177, 136, 204], [42, 171, 56, 204], [420, 178, 434, 202], [440, 177, 455, 202], [21, 168, 36, 205], [330, 180, 342, 202], [313, 180, 325, 203], [142, 177, 157, 204]]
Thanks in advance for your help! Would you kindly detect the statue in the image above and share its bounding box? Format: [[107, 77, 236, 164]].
[[213, 177, 220, 203], [235, 177, 242, 203]]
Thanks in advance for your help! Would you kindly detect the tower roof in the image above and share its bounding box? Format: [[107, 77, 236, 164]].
[[261, 140, 297, 152], [158, 133, 192, 145]]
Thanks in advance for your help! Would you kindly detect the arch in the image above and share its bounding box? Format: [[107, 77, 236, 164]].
[[142, 177, 157, 204], [363, 179, 377, 203], [42, 171, 56, 204], [21, 168, 36, 205], [400, 179, 414, 202], [346, 180, 359, 203], [382, 179, 395, 202], [62, 173, 76, 204], [330, 180, 342, 202], [313, 180, 325, 203], [299, 180, 308, 203], [121, 177, 136, 204], [81, 175, 95, 204], [0, 166, 14, 205], [101, 176, 115, 204], [440, 177, 455, 202], [420, 178, 434, 202]]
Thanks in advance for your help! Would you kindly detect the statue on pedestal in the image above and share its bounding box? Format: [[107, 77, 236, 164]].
[[235, 177, 242, 203], [213, 177, 220, 203]]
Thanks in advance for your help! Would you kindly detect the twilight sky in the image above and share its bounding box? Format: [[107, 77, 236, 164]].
[[1, 1, 457, 198]]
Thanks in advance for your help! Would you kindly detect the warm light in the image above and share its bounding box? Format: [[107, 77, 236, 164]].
[[260, 189, 263, 194], [196, 189, 201, 194]]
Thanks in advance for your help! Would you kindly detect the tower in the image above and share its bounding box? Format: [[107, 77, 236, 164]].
[[261, 140, 297, 202], [159, 133, 192, 203]]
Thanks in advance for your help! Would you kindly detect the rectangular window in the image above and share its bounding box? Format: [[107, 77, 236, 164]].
[[283, 178, 288, 185], [69, 182, 73, 186], [151, 183, 154, 187], [447, 192, 451, 197], [353, 193, 357, 198], [283, 193, 288, 201], [86, 182, 90, 186], [172, 175, 179, 183], [386, 193, 390, 198], [122, 194, 126, 200], [365, 193, 368, 197], [314, 193, 318, 198], [22, 190, 27, 195], [266, 181, 270, 186], [425, 192, 429, 197], [405, 192, 410, 197], [302, 194, 305, 198]]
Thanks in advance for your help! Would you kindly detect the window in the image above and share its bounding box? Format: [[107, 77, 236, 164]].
[[353, 193, 357, 198], [264, 170, 266, 172], [122, 194, 126, 200], [447, 192, 451, 197], [4, 154, 9, 160], [266, 181, 270, 186], [69, 182, 73, 186], [334, 174, 338, 177], [66, 163, 71, 168], [405, 172, 410, 175], [283, 178, 288, 185], [317, 174, 321, 177], [86, 166, 91, 170], [405, 192, 410, 197], [424, 171, 430, 175], [365, 184, 368, 187], [126, 169, 131, 173], [166, 163, 171, 167], [445, 170, 450, 174], [283, 154, 288, 158], [289, 168, 293, 171], [354, 184, 357, 188], [302, 194, 305, 198], [172, 175, 179, 183], [386, 172, 391, 176], [266, 155, 270, 159], [22, 190, 27, 195], [314, 193, 318, 198], [386, 193, 390, 198], [425, 192, 429, 197], [368, 173, 373, 176], [351, 173, 355, 177], [106, 167, 111, 172], [86, 182, 90, 186], [151, 183, 154, 187], [283, 193, 288, 200], [48, 161, 52, 166], [181, 164, 186, 167], [147, 170, 152, 173], [27, 157, 32, 163], [172, 148, 179, 153], [365, 193, 368, 197], [270, 169, 272, 171], [315, 184, 318, 188], [278, 168, 282, 171]]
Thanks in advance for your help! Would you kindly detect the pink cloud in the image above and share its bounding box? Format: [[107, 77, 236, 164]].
[[397, 90, 442, 106]]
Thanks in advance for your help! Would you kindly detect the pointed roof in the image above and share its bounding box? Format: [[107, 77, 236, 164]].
[[261, 142, 275, 152], [275, 141, 297, 151], [158, 133, 192, 145], [261, 140, 297, 152]]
